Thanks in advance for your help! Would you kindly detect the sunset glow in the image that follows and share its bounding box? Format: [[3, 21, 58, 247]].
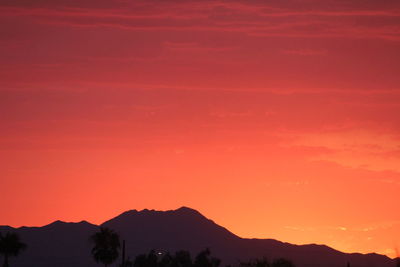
[[1, 0, 400, 258]]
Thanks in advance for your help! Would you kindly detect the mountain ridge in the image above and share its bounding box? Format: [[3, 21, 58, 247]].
[[0, 207, 396, 267]]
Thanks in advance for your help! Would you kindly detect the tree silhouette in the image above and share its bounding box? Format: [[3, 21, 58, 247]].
[[0, 232, 27, 267], [132, 249, 222, 267], [159, 252, 173, 267], [120, 258, 134, 267], [128, 249, 295, 267], [90, 227, 121, 267], [240, 257, 295, 267], [134, 250, 159, 267], [271, 258, 294, 267], [134, 253, 148, 267], [194, 249, 220, 267], [239, 257, 270, 267], [172, 250, 192, 267]]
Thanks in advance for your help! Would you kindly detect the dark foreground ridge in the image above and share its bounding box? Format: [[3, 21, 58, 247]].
[[0, 207, 397, 267]]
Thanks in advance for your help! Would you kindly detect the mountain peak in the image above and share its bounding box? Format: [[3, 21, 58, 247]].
[[108, 206, 204, 221], [175, 206, 199, 213], [172, 206, 206, 218], [100, 206, 239, 246]]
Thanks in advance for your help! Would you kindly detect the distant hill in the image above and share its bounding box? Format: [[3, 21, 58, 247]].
[[0, 207, 397, 267]]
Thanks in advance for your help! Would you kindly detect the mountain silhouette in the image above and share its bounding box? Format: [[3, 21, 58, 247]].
[[0, 207, 396, 267]]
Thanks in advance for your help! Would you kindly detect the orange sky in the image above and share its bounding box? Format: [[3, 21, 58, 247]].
[[1, 0, 400, 258]]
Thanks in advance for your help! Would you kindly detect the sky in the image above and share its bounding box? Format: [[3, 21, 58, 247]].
[[1, 0, 400, 258]]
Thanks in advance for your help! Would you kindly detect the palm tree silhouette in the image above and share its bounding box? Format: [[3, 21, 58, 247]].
[[90, 227, 120, 267], [0, 232, 27, 267]]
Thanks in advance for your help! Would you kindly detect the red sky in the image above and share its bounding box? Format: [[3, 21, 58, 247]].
[[1, 0, 400, 258]]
